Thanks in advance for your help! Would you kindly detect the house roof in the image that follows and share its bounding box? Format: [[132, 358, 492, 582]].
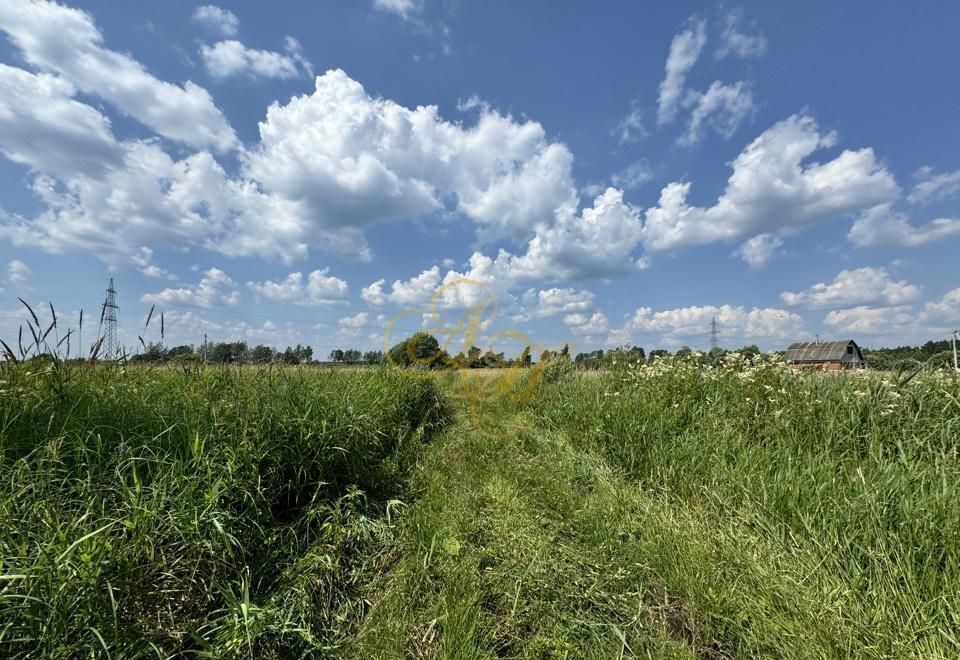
[[785, 340, 861, 362]]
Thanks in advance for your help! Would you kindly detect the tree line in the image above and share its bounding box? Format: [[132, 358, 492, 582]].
[[130, 341, 314, 364], [125, 334, 956, 371]]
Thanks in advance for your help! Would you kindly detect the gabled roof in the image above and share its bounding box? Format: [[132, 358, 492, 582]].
[[785, 340, 861, 362]]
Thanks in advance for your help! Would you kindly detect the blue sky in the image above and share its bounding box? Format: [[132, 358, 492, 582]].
[[1, 0, 959, 359]]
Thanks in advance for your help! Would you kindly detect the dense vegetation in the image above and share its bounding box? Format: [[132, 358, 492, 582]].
[[1, 333, 957, 657], [350, 356, 959, 658], [0, 361, 449, 657]]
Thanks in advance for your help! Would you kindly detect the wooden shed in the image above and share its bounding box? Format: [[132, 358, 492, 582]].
[[785, 340, 865, 371]]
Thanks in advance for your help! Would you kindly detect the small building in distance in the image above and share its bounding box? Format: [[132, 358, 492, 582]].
[[785, 340, 866, 371]]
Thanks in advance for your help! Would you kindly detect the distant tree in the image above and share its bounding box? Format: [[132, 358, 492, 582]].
[[478, 350, 505, 368], [519, 346, 532, 367], [539, 349, 553, 363], [210, 342, 232, 363], [343, 349, 362, 363], [363, 350, 384, 365], [560, 344, 570, 357], [251, 344, 274, 363], [299, 345, 313, 363], [467, 346, 482, 368], [649, 349, 670, 362], [131, 341, 166, 363], [167, 344, 196, 360], [707, 346, 728, 365], [329, 349, 345, 363], [387, 332, 449, 369]]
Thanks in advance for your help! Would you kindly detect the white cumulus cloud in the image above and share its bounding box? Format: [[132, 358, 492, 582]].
[[780, 267, 921, 309], [734, 234, 782, 268], [142, 268, 240, 308], [848, 204, 960, 248], [643, 114, 898, 252], [200, 37, 312, 80], [626, 303, 803, 343], [372, 0, 419, 18], [680, 80, 754, 145], [8, 259, 29, 285], [0, 0, 237, 151], [716, 8, 767, 59], [657, 18, 707, 125], [192, 5, 239, 37], [247, 269, 349, 306], [907, 167, 960, 205]]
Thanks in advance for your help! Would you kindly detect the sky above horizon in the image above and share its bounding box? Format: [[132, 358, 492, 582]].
[[0, 0, 959, 359]]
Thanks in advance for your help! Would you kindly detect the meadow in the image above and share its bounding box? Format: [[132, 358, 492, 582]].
[[1, 354, 958, 658]]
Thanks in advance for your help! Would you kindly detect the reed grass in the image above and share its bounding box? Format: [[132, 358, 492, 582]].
[[0, 360, 449, 657]]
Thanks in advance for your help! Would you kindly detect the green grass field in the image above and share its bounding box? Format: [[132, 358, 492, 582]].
[[1, 357, 958, 658]]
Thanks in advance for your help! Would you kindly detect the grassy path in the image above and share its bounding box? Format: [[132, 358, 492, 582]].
[[348, 375, 790, 659], [345, 371, 902, 659]]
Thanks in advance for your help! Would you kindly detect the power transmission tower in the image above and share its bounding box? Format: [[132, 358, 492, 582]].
[[101, 278, 119, 360], [709, 316, 719, 351]]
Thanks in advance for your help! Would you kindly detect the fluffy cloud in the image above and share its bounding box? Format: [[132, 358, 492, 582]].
[[372, 0, 419, 18], [716, 8, 767, 59], [823, 305, 916, 335], [847, 204, 960, 248], [626, 304, 803, 342], [245, 69, 578, 250], [780, 267, 921, 309], [0, 0, 236, 151], [0, 144, 316, 264], [498, 187, 647, 281], [524, 287, 595, 317], [247, 269, 348, 306], [192, 5, 239, 37], [141, 268, 239, 308], [657, 18, 707, 124], [643, 114, 898, 251], [823, 288, 960, 339], [565, 311, 609, 336], [8, 259, 29, 285], [680, 80, 754, 145], [200, 37, 312, 80], [0, 64, 121, 179], [734, 234, 782, 268], [362, 267, 440, 307], [615, 104, 646, 144], [611, 160, 654, 190], [907, 167, 960, 205], [338, 312, 369, 329], [923, 288, 960, 325]]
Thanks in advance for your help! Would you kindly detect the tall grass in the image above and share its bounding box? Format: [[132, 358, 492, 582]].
[[0, 361, 449, 657], [534, 354, 960, 656]]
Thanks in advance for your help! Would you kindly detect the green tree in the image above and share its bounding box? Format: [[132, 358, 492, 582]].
[[251, 344, 274, 363], [387, 332, 449, 369], [519, 346, 532, 367]]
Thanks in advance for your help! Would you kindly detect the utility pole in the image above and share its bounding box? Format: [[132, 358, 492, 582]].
[[101, 278, 119, 360], [203, 333, 208, 363], [953, 330, 958, 372], [709, 316, 719, 351]]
